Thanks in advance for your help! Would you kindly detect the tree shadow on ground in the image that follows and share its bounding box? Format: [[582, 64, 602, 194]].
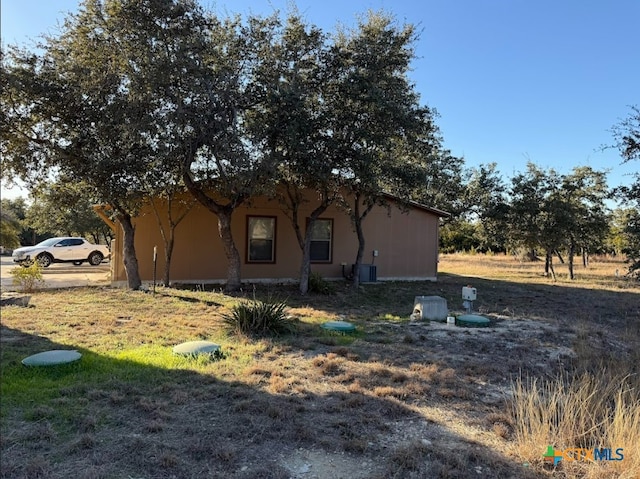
[[244, 273, 639, 365], [0, 322, 540, 479], [156, 290, 223, 307]]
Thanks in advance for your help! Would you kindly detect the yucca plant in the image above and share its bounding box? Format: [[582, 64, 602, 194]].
[[222, 298, 295, 336]]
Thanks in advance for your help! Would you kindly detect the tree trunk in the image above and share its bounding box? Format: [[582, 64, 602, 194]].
[[352, 222, 366, 289], [582, 248, 589, 268], [183, 172, 245, 292], [544, 250, 551, 277], [163, 233, 174, 287], [152, 207, 173, 288], [217, 208, 241, 292], [555, 250, 565, 264], [283, 185, 305, 250], [149, 194, 194, 288], [117, 213, 142, 290], [568, 242, 575, 280], [549, 253, 556, 281], [280, 183, 332, 295], [299, 230, 313, 295], [283, 201, 310, 293], [298, 205, 330, 295], [350, 195, 375, 289]]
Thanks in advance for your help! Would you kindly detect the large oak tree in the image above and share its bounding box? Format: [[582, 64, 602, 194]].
[[1, 0, 211, 289]]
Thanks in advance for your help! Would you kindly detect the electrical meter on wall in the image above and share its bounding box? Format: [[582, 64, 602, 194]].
[[462, 286, 476, 301]]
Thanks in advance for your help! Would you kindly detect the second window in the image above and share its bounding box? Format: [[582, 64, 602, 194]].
[[309, 218, 332, 263]]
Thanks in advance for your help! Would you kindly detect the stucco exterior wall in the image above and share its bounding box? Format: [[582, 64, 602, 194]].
[[111, 191, 443, 284]]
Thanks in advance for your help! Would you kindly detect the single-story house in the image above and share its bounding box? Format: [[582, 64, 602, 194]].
[[107, 189, 449, 286]]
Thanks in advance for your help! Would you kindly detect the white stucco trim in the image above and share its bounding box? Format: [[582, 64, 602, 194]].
[[111, 275, 439, 288]]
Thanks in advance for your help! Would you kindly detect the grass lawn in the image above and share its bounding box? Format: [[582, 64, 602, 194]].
[[1, 253, 639, 478]]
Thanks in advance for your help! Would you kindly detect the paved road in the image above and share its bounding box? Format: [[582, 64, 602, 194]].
[[0, 256, 111, 291]]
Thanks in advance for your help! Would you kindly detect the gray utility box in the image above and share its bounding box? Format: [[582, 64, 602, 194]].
[[356, 264, 377, 283], [413, 296, 448, 322]]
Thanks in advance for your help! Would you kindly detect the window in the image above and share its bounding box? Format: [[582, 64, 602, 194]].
[[247, 216, 276, 263], [309, 218, 333, 263], [56, 238, 83, 247]]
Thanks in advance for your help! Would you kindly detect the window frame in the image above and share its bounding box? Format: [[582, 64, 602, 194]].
[[308, 217, 333, 264], [246, 215, 277, 264]]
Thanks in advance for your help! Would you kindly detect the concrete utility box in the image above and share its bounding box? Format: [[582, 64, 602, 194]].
[[413, 295, 448, 322]]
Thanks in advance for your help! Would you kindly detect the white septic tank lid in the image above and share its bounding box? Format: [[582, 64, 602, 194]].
[[22, 350, 82, 366], [173, 341, 221, 356]]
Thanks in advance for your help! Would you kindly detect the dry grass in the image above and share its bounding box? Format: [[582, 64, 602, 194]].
[[1, 253, 638, 478], [511, 373, 640, 478], [444, 253, 640, 479]]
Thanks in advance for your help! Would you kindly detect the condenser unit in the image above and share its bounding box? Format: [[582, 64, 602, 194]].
[[356, 264, 377, 283]]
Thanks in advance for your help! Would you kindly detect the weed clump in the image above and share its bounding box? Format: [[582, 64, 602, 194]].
[[308, 271, 335, 295], [10, 262, 44, 292]]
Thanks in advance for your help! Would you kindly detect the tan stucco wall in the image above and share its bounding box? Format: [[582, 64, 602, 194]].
[[112, 191, 442, 284]]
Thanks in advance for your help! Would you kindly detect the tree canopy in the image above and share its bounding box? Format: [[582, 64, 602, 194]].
[[2, 1, 453, 291], [611, 106, 640, 278]]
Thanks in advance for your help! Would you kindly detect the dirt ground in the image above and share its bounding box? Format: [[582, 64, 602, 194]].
[[1, 254, 638, 478]]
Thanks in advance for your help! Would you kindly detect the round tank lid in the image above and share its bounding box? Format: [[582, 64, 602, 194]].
[[321, 321, 356, 332], [456, 314, 490, 328], [22, 350, 82, 366], [173, 340, 220, 355]]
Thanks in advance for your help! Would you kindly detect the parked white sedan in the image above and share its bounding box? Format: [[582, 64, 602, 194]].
[[12, 237, 110, 267]]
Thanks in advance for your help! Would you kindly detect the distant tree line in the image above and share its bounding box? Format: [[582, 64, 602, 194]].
[[437, 112, 640, 280], [436, 163, 621, 277]]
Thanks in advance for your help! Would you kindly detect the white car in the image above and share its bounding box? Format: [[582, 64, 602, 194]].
[[12, 237, 110, 268]]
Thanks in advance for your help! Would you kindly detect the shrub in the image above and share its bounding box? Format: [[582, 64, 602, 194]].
[[10, 262, 45, 292], [308, 271, 335, 295], [223, 298, 294, 336]]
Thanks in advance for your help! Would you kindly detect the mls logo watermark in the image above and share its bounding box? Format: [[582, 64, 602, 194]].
[[543, 445, 624, 465]]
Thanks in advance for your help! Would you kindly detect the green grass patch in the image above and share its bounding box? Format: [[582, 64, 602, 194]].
[[378, 313, 409, 322]]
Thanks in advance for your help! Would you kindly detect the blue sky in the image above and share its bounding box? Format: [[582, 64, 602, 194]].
[[2, 0, 638, 200]]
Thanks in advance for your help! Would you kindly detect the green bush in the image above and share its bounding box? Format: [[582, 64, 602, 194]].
[[10, 262, 45, 292], [222, 298, 294, 336], [308, 271, 335, 295]]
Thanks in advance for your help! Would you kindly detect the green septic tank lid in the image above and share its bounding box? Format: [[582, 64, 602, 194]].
[[22, 350, 82, 366], [173, 341, 220, 356], [321, 321, 356, 333], [456, 314, 490, 328]]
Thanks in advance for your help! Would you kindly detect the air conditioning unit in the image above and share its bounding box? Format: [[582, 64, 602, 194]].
[[356, 264, 377, 283]]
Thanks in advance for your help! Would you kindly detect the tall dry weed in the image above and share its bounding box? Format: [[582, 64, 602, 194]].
[[510, 373, 640, 478]]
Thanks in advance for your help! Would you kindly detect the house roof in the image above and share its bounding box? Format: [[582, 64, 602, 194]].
[[382, 193, 451, 218]]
